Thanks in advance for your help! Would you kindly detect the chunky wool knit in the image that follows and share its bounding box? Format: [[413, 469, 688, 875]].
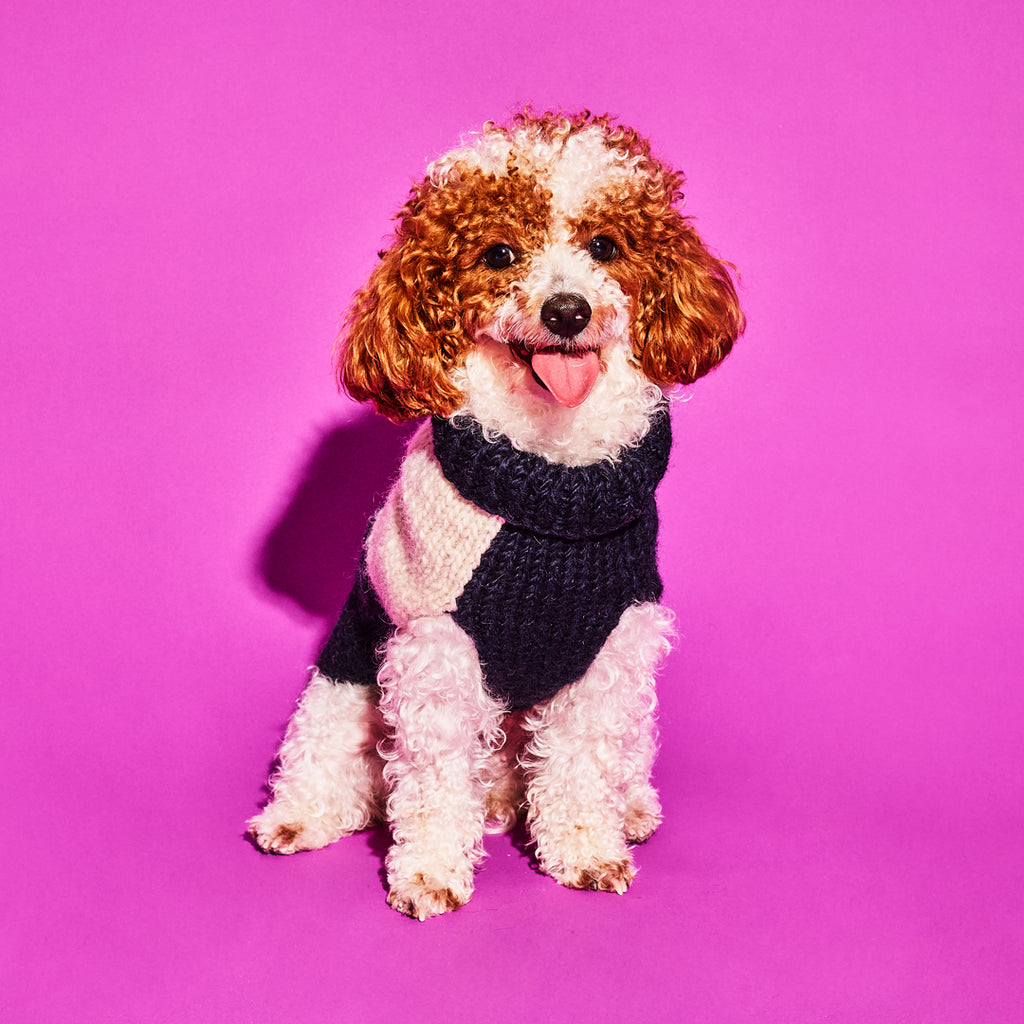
[[317, 408, 671, 709]]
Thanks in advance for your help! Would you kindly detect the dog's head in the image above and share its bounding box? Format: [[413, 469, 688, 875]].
[[340, 111, 743, 451]]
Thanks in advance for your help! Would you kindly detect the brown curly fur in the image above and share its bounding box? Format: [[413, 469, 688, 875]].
[[339, 110, 743, 421]]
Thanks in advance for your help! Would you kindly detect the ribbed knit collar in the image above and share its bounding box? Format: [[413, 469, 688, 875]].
[[431, 407, 671, 539]]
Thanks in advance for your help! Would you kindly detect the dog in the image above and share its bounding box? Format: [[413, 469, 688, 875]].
[[249, 110, 743, 919]]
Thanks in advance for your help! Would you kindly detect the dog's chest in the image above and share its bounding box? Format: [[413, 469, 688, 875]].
[[357, 413, 670, 707]]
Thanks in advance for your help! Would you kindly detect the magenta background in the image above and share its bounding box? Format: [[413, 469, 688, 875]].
[[3, 1, 1022, 1021]]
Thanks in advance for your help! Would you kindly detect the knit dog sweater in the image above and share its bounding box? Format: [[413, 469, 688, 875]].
[[317, 407, 671, 709]]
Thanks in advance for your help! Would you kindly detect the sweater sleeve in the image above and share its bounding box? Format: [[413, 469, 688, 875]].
[[431, 408, 671, 539]]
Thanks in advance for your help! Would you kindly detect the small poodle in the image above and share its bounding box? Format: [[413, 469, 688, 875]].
[[249, 110, 743, 919]]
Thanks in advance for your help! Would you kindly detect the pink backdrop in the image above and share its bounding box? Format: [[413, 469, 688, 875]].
[[4, 1, 1022, 1021]]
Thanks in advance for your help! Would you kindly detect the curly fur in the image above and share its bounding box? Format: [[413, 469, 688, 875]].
[[340, 109, 743, 431], [249, 110, 742, 918]]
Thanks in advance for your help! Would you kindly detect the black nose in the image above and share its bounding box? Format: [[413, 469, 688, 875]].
[[541, 293, 592, 339]]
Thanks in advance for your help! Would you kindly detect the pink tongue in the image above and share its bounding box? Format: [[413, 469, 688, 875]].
[[530, 349, 601, 408]]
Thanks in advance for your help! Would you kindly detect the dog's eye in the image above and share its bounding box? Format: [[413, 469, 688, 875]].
[[482, 244, 516, 269], [588, 236, 618, 262]]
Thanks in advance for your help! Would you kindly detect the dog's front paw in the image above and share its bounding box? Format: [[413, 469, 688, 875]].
[[387, 872, 472, 921], [385, 838, 477, 920]]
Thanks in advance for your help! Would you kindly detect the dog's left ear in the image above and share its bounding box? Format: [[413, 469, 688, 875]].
[[632, 215, 744, 386]]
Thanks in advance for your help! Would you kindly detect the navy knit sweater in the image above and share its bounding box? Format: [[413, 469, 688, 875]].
[[317, 408, 671, 709]]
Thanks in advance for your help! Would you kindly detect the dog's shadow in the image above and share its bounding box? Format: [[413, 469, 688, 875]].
[[257, 411, 416, 628], [253, 410, 414, 880]]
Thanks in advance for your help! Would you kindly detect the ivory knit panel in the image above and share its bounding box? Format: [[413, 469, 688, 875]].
[[365, 422, 504, 627]]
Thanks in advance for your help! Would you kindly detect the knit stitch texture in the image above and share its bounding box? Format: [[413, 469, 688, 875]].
[[317, 408, 671, 708]]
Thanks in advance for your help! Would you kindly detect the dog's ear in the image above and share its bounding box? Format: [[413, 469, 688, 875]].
[[338, 233, 469, 422], [632, 215, 744, 386]]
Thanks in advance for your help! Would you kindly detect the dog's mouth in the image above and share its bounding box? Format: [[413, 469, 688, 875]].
[[509, 339, 602, 409]]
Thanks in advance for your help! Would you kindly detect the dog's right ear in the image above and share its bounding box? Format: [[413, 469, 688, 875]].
[[338, 231, 470, 422]]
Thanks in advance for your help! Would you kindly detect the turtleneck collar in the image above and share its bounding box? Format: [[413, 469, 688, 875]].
[[431, 408, 671, 540]]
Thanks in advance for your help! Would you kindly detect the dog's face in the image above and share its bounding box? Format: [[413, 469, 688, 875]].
[[340, 112, 743, 446]]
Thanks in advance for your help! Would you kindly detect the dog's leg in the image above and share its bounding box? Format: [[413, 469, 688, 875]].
[[617, 606, 673, 845], [377, 614, 505, 920], [248, 670, 385, 854], [523, 602, 672, 892], [482, 710, 527, 834]]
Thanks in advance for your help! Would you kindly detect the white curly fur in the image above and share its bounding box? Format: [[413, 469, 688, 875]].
[[427, 122, 638, 219], [249, 671, 385, 852], [250, 117, 688, 919], [453, 336, 666, 466]]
